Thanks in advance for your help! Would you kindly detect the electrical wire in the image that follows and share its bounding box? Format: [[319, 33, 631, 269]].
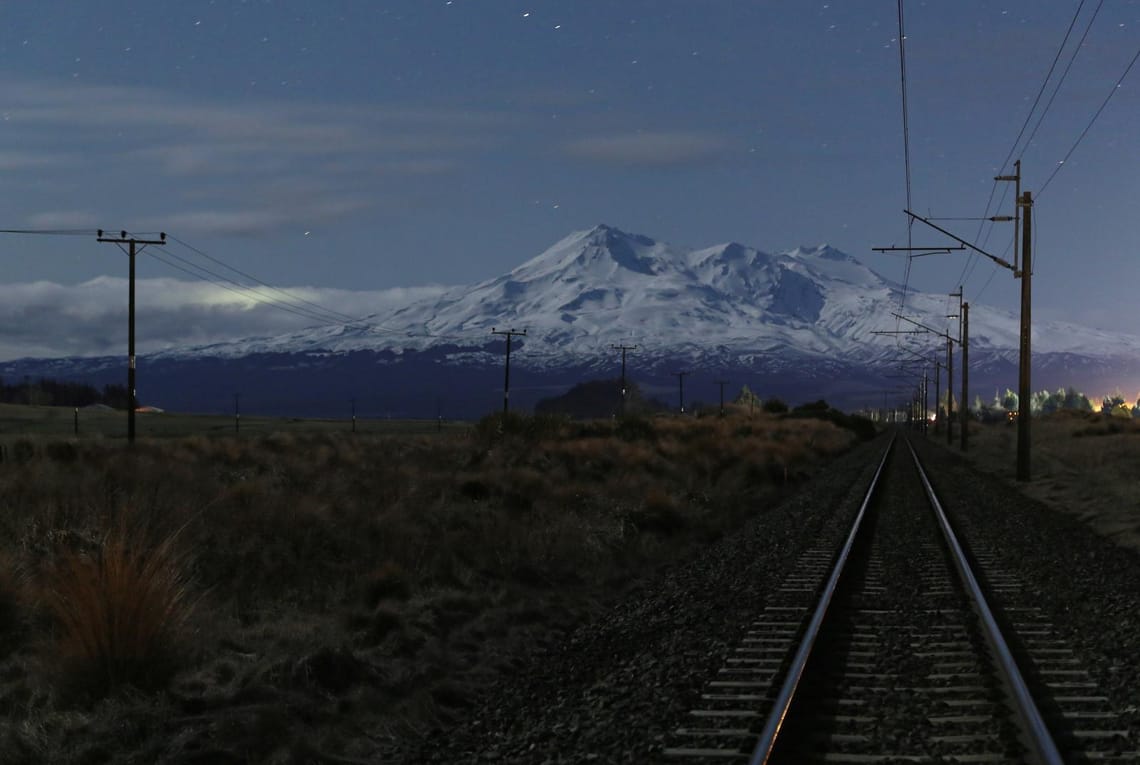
[[997, 0, 1087, 176], [148, 245, 371, 329], [143, 249, 355, 326], [896, 0, 915, 318], [0, 228, 98, 236], [959, 0, 1091, 289], [1038, 42, 1140, 196], [166, 235, 367, 327], [145, 243, 491, 346], [1022, 0, 1104, 160]]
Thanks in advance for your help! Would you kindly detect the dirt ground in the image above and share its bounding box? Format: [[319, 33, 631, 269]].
[[924, 413, 1140, 554]]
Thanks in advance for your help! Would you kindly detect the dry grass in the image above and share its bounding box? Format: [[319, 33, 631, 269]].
[[0, 412, 869, 761], [937, 414, 1140, 552], [41, 514, 199, 699]]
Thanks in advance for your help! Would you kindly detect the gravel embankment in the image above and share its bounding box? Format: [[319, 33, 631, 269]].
[[913, 437, 1140, 756], [397, 431, 1140, 762], [398, 434, 890, 763]]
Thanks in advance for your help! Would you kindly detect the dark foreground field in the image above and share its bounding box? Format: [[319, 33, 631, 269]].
[[0, 406, 866, 763]]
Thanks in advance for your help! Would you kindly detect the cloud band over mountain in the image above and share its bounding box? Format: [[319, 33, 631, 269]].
[[0, 278, 449, 361]]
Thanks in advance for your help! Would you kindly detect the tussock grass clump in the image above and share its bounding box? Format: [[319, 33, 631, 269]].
[[0, 552, 22, 641], [42, 517, 199, 698]]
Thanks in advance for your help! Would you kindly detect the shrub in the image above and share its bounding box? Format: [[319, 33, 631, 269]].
[[473, 412, 569, 442], [615, 415, 656, 442], [762, 398, 789, 414], [0, 553, 21, 641], [43, 517, 199, 698]]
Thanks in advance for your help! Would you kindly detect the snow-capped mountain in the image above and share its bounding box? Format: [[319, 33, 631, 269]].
[[150, 223, 1140, 365], [5, 224, 1139, 416]]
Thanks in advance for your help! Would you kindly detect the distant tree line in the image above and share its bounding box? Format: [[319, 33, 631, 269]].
[[0, 376, 129, 409], [969, 386, 1140, 422]]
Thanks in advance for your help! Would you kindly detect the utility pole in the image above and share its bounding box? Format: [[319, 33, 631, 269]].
[[491, 327, 526, 416], [351, 397, 356, 433], [234, 393, 240, 433], [905, 174, 1032, 478], [611, 343, 637, 417], [933, 361, 941, 433], [946, 334, 953, 446], [961, 302, 970, 452], [1017, 192, 1033, 481], [715, 379, 729, 416], [922, 369, 929, 433], [674, 371, 689, 414], [96, 230, 166, 444], [948, 287, 957, 449]]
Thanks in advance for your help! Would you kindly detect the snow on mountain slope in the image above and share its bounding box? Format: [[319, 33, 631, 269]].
[[149, 224, 1140, 367]]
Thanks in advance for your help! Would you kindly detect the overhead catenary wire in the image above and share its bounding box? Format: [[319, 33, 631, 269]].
[[1021, 0, 1105, 162], [896, 0, 915, 318], [958, 0, 1092, 289], [1038, 41, 1140, 196]]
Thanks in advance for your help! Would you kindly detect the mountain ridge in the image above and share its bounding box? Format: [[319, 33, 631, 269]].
[[2, 223, 1138, 416]]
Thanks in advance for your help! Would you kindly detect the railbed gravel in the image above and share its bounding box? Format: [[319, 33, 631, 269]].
[[913, 437, 1140, 758], [400, 433, 890, 763], [401, 431, 1140, 762]]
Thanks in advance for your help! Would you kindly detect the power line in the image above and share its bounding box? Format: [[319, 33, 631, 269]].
[[167, 235, 366, 327], [962, 0, 1090, 286], [148, 246, 365, 328], [1021, 0, 1105, 159], [143, 249, 354, 326], [0, 228, 97, 236], [999, 0, 1087, 173], [1039, 42, 1140, 195], [896, 0, 915, 317]]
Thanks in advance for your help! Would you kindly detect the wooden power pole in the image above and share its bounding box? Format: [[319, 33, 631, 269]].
[[96, 230, 166, 444], [491, 327, 527, 416], [611, 343, 637, 417], [1017, 192, 1033, 481], [961, 302, 969, 452]]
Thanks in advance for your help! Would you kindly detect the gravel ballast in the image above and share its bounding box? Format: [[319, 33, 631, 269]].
[[402, 431, 1140, 763], [401, 434, 889, 762]]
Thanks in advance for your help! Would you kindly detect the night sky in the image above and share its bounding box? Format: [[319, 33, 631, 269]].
[[2, 1, 1138, 359]]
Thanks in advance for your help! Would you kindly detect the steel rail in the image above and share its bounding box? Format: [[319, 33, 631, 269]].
[[906, 438, 1064, 765], [747, 435, 895, 765]]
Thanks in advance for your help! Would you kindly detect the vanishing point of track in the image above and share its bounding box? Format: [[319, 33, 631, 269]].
[[663, 431, 1138, 763]]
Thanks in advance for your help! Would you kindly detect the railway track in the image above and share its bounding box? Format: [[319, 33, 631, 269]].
[[663, 432, 1138, 763]]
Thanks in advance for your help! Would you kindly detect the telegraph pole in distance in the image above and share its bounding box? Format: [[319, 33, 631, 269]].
[[948, 286, 962, 446], [351, 397, 356, 433], [715, 379, 729, 416], [961, 302, 970, 452], [96, 229, 166, 444], [674, 371, 689, 414], [933, 361, 941, 433], [611, 343, 637, 417], [904, 168, 1032, 478], [945, 334, 954, 446], [1017, 192, 1033, 480], [234, 393, 240, 433], [491, 327, 526, 416]]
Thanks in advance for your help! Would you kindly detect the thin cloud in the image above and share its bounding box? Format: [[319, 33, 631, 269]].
[[3, 76, 512, 238], [0, 277, 451, 361], [27, 210, 101, 229], [564, 131, 730, 166]]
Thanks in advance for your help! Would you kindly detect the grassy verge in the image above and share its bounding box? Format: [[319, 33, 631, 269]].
[[929, 413, 1140, 553], [0, 409, 868, 763]]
